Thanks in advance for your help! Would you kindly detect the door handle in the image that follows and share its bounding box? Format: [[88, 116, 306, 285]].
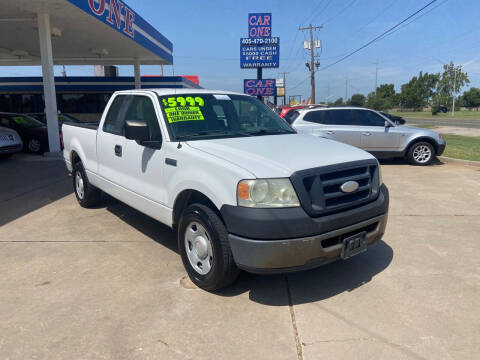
[[326, 130, 335, 135], [362, 132, 371, 136], [114, 144, 122, 157]]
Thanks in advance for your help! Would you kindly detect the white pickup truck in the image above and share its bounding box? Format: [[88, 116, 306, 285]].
[[63, 89, 389, 290]]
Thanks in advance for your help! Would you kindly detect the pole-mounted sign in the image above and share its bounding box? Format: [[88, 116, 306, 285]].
[[240, 13, 279, 69], [241, 13, 279, 98]]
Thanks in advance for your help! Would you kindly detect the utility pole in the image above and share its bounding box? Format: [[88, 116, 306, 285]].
[[452, 65, 461, 116], [345, 73, 349, 103], [374, 59, 379, 95], [299, 24, 322, 104], [278, 71, 289, 105]]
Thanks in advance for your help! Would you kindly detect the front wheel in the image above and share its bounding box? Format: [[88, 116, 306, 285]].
[[178, 204, 239, 291], [408, 141, 435, 165]]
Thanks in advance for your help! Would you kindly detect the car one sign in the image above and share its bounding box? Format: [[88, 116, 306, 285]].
[[248, 13, 272, 38], [244, 79, 276, 96]]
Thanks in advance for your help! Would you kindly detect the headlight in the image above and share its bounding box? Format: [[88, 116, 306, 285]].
[[237, 178, 300, 208]]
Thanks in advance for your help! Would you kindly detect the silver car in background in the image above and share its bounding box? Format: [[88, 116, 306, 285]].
[[0, 126, 23, 158], [291, 107, 446, 165]]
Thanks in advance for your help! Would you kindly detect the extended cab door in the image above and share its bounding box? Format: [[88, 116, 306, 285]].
[[353, 109, 401, 152], [97, 95, 129, 190]]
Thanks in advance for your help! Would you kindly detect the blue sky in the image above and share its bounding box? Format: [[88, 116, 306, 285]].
[[4, 0, 480, 101]]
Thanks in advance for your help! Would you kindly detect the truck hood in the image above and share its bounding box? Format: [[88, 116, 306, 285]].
[[186, 134, 374, 178]]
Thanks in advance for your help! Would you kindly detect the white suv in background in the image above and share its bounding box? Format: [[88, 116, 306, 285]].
[[290, 107, 446, 165]]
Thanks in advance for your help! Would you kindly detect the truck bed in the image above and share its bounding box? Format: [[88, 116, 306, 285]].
[[62, 122, 99, 173], [63, 122, 99, 130]]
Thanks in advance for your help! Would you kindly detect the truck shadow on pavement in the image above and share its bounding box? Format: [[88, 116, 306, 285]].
[[103, 196, 393, 306], [217, 240, 393, 306]]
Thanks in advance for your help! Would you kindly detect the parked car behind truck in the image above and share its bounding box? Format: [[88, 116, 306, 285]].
[[291, 107, 445, 165], [63, 89, 389, 290], [0, 126, 23, 158]]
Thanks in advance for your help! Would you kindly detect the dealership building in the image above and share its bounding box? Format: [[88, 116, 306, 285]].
[[0, 75, 200, 121], [0, 0, 184, 153]]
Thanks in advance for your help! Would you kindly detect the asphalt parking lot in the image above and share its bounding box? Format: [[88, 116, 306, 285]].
[[1, 154, 479, 360]]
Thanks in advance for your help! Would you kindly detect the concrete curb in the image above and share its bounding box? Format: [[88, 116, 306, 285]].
[[439, 156, 480, 168]]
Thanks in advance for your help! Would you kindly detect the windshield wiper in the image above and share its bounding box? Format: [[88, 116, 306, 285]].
[[243, 128, 294, 136], [175, 130, 248, 141]]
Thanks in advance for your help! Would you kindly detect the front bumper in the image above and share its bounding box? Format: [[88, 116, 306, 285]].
[[437, 141, 446, 156], [0, 143, 22, 154], [222, 184, 389, 273], [229, 213, 387, 273]]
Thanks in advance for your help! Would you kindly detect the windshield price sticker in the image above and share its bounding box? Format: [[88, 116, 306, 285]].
[[162, 96, 204, 107], [165, 107, 205, 123]]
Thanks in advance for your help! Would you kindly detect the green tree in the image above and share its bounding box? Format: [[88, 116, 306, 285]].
[[435, 62, 470, 109], [366, 83, 398, 110], [348, 93, 366, 107], [400, 71, 439, 110], [333, 97, 344, 106], [461, 87, 480, 110]]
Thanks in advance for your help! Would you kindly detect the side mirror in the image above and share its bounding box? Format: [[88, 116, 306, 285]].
[[124, 120, 163, 149], [385, 120, 393, 128], [125, 120, 149, 141]]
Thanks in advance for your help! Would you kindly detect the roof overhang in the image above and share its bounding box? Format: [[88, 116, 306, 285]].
[[0, 0, 173, 66]]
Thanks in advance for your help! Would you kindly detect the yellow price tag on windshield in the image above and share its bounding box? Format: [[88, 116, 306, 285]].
[[162, 96, 204, 107], [165, 106, 205, 123]]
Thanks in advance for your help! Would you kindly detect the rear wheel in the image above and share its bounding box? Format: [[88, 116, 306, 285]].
[[72, 162, 102, 207], [408, 141, 434, 165], [178, 204, 239, 291], [27, 138, 43, 154]]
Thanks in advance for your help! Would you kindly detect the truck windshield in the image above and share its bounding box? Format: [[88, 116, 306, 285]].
[[158, 93, 295, 141]]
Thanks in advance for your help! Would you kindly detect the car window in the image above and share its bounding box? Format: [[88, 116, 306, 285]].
[[354, 110, 386, 126], [0, 117, 11, 127], [124, 96, 162, 141], [323, 109, 354, 125], [103, 95, 128, 135], [303, 110, 324, 124]]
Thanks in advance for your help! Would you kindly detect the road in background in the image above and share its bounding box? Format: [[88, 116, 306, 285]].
[[407, 117, 480, 128]]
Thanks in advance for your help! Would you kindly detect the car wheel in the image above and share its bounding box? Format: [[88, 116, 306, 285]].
[[27, 138, 43, 154], [178, 204, 239, 291], [72, 161, 102, 207], [408, 141, 434, 166]]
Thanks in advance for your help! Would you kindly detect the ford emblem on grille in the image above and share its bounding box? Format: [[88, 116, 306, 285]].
[[340, 181, 359, 193], [8, 135, 14, 141]]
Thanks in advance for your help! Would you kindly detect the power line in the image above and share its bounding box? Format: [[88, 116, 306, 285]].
[[301, 0, 333, 26], [379, 0, 449, 39], [318, 0, 439, 72], [323, 0, 358, 25]]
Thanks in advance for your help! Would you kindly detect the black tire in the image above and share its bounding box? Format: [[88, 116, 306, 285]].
[[72, 162, 102, 207], [178, 204, 239, 291], [0, 154, 12, 160], [27, 138, 44, 154], [407, 141, 435, 166]]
